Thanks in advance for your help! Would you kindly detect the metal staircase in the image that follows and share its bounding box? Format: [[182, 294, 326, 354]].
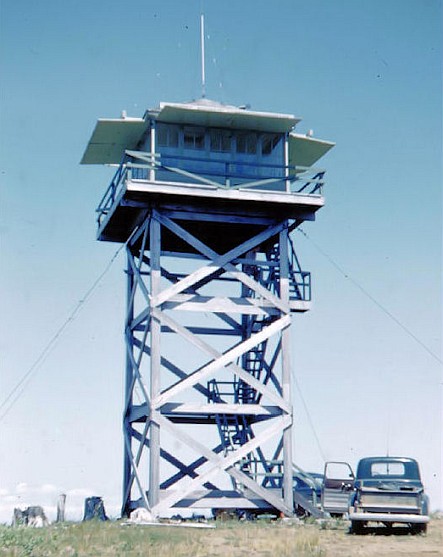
[[207, 379, 251, 454], [204, 241, 323, 516], [208, 244, 281, 468]]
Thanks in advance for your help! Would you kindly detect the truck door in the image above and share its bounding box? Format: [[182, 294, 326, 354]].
[[322, 461, 355, 516]]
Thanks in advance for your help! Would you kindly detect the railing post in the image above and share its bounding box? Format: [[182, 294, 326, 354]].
[[284, 133, 290, 193], [150, 121, 156, 182]]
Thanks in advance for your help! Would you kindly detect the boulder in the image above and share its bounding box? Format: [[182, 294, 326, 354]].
[[13, 506, 49, 527], [128, 507, 155, 524]]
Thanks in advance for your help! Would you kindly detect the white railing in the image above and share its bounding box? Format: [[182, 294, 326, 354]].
[[96, 151, 326, 226]]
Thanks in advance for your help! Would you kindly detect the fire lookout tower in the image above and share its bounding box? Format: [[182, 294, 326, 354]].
[[81, 97, 334, 518]]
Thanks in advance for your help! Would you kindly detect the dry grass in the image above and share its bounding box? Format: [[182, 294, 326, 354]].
[[0, 519, 322, 557], [0, 517, 441, 557]]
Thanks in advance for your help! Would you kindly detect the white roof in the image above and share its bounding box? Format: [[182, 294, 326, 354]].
[[81, 99, 334, 166], [152, 98, 300, 133]]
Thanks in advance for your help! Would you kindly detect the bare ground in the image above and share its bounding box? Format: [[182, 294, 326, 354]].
[[313, 519, 443, 557]]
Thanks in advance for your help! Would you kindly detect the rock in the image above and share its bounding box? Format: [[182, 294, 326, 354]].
[[13, 506, 49, 527], [128, 507, 155, 523]]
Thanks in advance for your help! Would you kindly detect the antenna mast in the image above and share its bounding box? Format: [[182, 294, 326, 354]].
[[200, 14, 206, 98]]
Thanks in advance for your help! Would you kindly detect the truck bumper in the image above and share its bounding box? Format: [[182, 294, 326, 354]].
[[349, 509, 429, 524]]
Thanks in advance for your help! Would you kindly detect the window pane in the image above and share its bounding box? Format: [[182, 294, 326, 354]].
[[237, 133, 256, 154], [262, 135, 273, 155], [371, 462, 405, 477], [237, 135, 246, 153], [211, 130, 231, 152], [194, 132, 205, 149], [184, 132, 194, 148], [157, 125, 168, 146], [261, 134, 280, 155], [272, 135, 281, 150], [169, 127, 179, 147], [184, 128, 205, 150], [221, 133, 231, 152], [247, 134, 257, 154], [210, 131, 221, 151]]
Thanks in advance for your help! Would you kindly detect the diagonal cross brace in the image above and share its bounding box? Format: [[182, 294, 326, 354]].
[[123, 427, 151, 512], [152, 311, 291, 410], [124, 331, 151, 413], [122, 419, 152, 510], [132, 337, 213, 400], [152, 308, 290, 412], [152, 212, 289, 313], [154, 413, 292, 516], [130, 428, 222, 491]]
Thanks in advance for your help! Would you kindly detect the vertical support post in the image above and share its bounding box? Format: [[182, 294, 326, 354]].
[[122, 250, 134, 516], [150, 120, 156, 182], [284, 132, 290, 193], [279, 226, 294, 513], [148, 215, 161, 510], [225, 162, 231, 188], [56, 493, 66, 523]]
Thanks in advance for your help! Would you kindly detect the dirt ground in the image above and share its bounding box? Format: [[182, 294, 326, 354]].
[[315, 519, 443, 557]]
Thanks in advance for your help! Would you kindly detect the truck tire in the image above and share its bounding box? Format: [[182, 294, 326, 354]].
[[411, 523, 427, 535], [350, 520, 366, 534]]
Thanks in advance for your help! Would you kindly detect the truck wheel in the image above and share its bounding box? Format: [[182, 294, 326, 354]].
[[411, 523, 427, 535], [350, 521, 365, 534]]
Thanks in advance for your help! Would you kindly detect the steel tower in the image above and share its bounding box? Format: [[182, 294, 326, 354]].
[[81, 98, 334, 518]]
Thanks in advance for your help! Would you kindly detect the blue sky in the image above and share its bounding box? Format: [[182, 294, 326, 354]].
[[0, 0, 441, 521]]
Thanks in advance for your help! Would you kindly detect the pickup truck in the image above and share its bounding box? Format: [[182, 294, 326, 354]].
[[348, 456, 429, 534], [322, 457, 429, 533]]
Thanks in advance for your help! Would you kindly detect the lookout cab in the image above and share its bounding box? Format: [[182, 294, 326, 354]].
[[82, 97, 334, 518]]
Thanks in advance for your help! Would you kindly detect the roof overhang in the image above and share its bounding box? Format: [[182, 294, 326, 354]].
[[288, 133, 335, 168], [80, 118, 148, 165]]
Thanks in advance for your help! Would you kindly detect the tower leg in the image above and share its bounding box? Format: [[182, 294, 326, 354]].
[[280, 228, 294, 512], [122, 253, 134, 517], [149, 216, 161, 510]]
